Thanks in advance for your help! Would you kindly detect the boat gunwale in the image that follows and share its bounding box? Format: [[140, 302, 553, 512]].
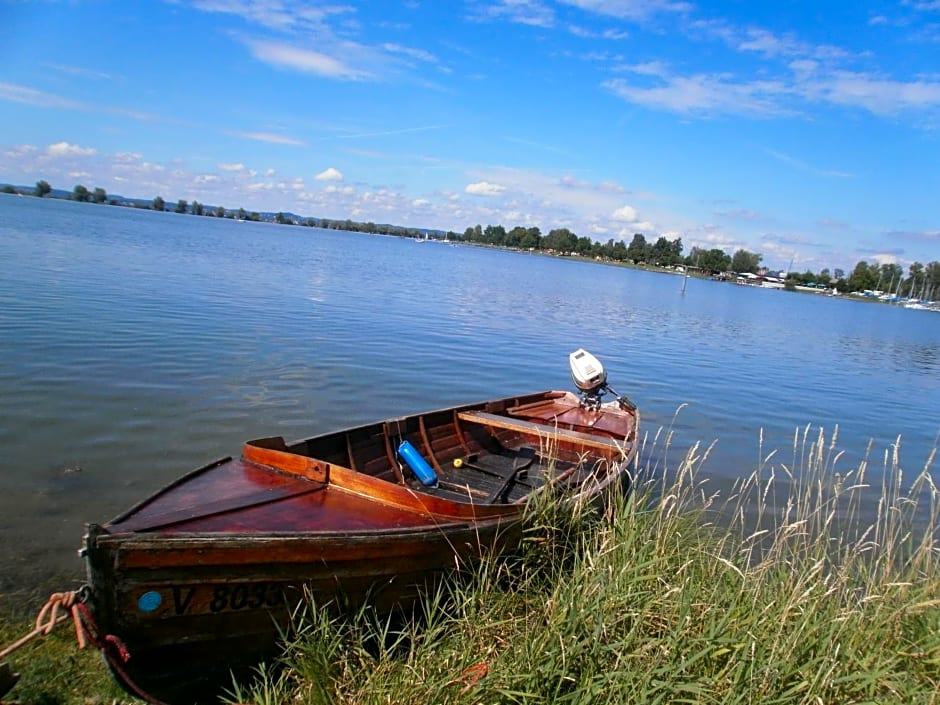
[[91, 515, 510, 546]]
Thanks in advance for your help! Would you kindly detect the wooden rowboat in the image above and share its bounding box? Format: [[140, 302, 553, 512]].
[[82, 352, 639, 703]]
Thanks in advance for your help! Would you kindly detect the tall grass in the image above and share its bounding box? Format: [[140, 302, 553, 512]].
[[229, 426, 939, 705]]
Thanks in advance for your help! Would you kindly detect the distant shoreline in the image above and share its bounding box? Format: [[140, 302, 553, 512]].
[[2, 189, 937, 310]]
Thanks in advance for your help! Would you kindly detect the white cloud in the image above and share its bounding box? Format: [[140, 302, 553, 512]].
[[315, 167, 344, 181], [218, 163, 246, 172], [3, 144, 37, 158], [47, 142, 97, 156], [465, 181, 507, 196], [612, 204, 638, 221], [323, 184, 354, 195]]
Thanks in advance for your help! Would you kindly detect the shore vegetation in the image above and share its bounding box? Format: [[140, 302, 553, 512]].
[[3, 180, 938, 300], [5, 422, 935, 704], [225, 426, 939, 704]]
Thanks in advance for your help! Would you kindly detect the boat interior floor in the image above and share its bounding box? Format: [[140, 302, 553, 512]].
[[409, 444, 583, 504]]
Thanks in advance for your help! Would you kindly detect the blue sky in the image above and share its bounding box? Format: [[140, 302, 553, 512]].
[[1, 0, 938, 273]]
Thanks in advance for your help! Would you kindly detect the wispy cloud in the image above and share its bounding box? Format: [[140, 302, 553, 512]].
[[43, 63, 115, 81], [246, 40, 372, 80], [195, 3, 432, 84], [382, 43, 439, 64], [802, 70, 940, 115], [474, 0, 557, 28], [0, 81, 160, 121], [189, 0, 356, 33], [232, 130, 306, 146], [503, 135, 575, 157], [335, 125, 445, 139], [604, 72, 792, 117], [560, 0, 692, 21], [763, 148, 855, 178], [604, 62, 940, 120], [715, 207, 759, 221], [0, 82, 87, 110]]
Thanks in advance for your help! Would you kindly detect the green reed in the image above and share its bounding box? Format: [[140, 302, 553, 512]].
[[230, 423, 939, 705], [2, 421, 936, 704]]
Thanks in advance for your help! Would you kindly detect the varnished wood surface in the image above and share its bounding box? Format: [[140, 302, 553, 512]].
[[84, 389, 639, 704]]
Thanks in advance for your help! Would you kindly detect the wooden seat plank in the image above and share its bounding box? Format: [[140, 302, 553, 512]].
[[456, 410, 630, 454]]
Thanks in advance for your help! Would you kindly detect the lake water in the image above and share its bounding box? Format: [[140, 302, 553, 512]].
[[1, 194, 938, 608]]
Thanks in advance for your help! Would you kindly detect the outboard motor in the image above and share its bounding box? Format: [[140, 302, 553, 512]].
[[569, 348, 636, 411]]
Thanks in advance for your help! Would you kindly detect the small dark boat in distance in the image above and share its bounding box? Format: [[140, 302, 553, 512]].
[[82, 350, 639, 703]]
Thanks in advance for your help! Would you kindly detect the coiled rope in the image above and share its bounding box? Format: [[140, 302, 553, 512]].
[[0, 590, 85, 660], [0, 588, 168, 705]]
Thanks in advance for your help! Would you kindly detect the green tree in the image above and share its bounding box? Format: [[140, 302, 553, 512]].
[[152, 196, 165, 211], [92, 187, 107, 204], [847, 261, 878, 292], [649, 236, 683, 266], [504, 226, 526, 248], [34, 180, 52, 197], [906, 262, 926, 298], [626, 233, 649, 263], [608, 239, 628, 261], [926, 262, 940, 299], [877, 263, 903, 294], [72, 184, 89, 202], [1, 184, 15, 194], [483, 224, 507, 246], [175, 199, 188, 214], [519, 227, 541, 250], [730, 249, 762, 273], [575, 236, 594, 255], [275, 212, 289, 224], [544, 228, 577, 252], [690, 247, 731, 273], [192, 201, 204, 216], [214, 205, 225, 218]]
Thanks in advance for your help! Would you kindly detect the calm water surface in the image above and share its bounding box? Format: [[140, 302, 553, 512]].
[[1, 195, 938, 606]]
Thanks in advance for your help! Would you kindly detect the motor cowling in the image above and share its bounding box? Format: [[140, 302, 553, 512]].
[[569, 348, 607, 393]]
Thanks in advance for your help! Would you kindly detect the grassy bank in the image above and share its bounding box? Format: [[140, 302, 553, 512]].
[[231, 427, 939, 705], [2, 426, 937, 704]]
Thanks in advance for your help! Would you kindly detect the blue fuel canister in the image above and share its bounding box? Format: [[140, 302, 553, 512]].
[[397, 440, 438, 487]]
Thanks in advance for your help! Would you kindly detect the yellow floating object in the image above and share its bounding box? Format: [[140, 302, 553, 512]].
[[453, 458, 464, 468]]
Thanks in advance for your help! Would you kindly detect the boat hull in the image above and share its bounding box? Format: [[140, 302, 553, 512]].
[[82, 389, 639, 703], [85, 518, 520, 702]]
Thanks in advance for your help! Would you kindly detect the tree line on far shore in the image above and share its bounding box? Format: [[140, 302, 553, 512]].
[[6, 179, 939, 300]]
